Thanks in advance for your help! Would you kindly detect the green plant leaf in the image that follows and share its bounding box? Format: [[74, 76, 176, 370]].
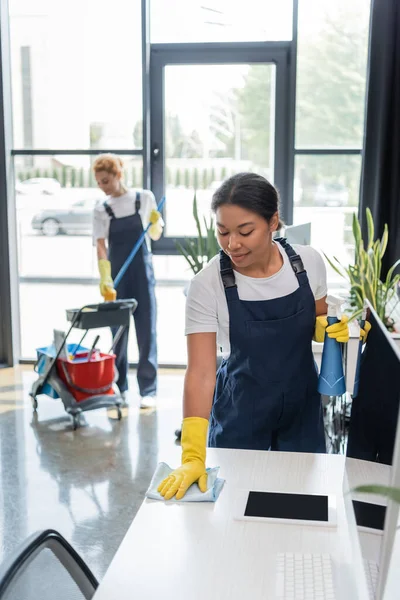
[[352, 213, 363, 264], [380, 224, 389, 258], [175, 192, 219, 275], [371, 245, 380, 297], [364, 276, 376, 310], [366, 207, 374, 250], [351, 285, 364, 310], [323, 253, 347, 280], [374, 242, 382, 282], [192, 193, 204, 259], [175, 240, 199, 273], [386, 259, 400, 287], [353, 485, 400, 504]]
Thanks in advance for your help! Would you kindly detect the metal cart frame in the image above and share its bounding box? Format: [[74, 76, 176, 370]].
[[30, 299, 137, 430]]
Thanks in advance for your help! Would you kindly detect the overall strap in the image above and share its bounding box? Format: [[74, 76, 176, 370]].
[[275, 237, 308, 286], [135, 191, 141, 213], [219, 250, 237, 289], [103, 201, 116, 219]]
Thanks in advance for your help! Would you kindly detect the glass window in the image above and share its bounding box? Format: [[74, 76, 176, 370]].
[[163, 63, 276, 238], [293, 154, 361, 286], [15, 155, 189, 364], [150, 0, 293, 43], [9, 0, 142, 149], [15, 154, 143, 278], [15, 154, 140, 358], [295, 0, 370, 149]]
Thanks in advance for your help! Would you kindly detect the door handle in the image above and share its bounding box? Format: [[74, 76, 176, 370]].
[[152, 144, 160, 160]]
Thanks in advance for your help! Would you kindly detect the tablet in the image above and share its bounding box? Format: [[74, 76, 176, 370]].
[[352, 500, 386, 535], [234, 490, 337, 527]]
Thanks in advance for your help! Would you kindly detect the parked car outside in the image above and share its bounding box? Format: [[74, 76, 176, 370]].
[[314, 182, 349, 207], [31, 198, 97, 236], [16, 177, 61, 195]]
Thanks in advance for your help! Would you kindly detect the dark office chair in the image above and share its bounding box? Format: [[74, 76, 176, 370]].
[[0, 529, 98, 600]]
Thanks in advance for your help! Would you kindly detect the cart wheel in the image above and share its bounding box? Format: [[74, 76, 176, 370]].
[[31, 396, 38, 411], [117, 406, 122, 420], [72, 415, 80, 430]]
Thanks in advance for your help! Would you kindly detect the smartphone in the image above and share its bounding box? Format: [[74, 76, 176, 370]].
[[352, 500, 386, 535], [234, 490, 337, 527]]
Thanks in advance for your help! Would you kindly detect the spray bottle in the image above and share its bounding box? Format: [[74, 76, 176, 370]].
[[352, 300, 368, 398], [318, 295, 346, 396]]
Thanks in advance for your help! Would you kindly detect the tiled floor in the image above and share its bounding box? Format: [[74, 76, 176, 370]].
[[0, 365, 184, 581]]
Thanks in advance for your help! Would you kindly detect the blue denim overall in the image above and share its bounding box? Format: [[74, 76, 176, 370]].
[[104, 192, 157, 397], [209, 238, 325, 452]]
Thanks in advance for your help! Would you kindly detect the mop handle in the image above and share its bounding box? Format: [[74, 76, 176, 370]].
[[114, 196, 166, 289]]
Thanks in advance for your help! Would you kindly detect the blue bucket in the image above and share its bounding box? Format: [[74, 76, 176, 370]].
[[35, 344, 89, 398]]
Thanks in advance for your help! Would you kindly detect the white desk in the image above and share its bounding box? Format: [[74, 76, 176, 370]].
[[93, 450, 376, 599]]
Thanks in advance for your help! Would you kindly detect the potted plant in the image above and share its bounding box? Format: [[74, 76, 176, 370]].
[[324, 208, 400, 330], [176, 192, 219, 279]]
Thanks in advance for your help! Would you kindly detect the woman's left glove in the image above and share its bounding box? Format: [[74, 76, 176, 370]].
[[360, 321, 371, 342], [313, 314, 349, 343]]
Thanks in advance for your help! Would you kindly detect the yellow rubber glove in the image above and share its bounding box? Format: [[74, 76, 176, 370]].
[[98, 259, 117, 301], [149, 209, 161, 225], [360, 320, 371, 342], [149, 209, 163, 241], [157, 416, 208, 500], [313, 314, 349, 343]]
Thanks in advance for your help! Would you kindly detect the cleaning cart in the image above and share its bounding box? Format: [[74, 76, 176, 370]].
[[30, 299, 137, 429]]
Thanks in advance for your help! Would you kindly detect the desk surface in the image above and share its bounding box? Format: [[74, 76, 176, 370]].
[[93, 450, 390, 600]]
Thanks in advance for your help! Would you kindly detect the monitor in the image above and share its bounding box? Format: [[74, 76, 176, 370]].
[[283, 222, 311, 246], [347, 301, 400, 465], [347, 300, 400, 599]]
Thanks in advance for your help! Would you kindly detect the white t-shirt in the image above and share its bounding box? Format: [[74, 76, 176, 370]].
[[185, 242, 327, 357], [92, 189, 161, 251]]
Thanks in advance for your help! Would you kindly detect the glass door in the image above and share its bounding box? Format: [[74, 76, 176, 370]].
[[150, 46, 291, 252]]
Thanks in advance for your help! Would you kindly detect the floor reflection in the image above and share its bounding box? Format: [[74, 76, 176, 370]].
[[0, 367, 183, 579]]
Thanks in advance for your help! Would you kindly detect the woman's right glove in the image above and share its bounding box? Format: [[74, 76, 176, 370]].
[[98, 259, 117, 301], [157, 416, 208, 500], [148, 209, 163, 241]]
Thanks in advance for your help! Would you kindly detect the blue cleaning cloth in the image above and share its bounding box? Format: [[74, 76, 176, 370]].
[[145, 462, 225, 502]]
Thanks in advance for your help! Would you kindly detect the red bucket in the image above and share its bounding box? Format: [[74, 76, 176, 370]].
[[57, 352, 116, 402]]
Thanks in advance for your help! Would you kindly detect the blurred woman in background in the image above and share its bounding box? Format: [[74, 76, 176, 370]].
[[92, 154, 163, 409]]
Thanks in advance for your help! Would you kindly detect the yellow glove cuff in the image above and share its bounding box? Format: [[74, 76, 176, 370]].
[[98, 259, 112, 279], [313, 316, 328, 343], [181, 417, 208, 465]]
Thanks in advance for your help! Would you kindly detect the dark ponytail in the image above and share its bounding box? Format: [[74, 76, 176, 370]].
[[211, 172, 284, 229]]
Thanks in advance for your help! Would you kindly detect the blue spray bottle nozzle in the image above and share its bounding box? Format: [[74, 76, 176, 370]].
[[318, 295, 347, 396]]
